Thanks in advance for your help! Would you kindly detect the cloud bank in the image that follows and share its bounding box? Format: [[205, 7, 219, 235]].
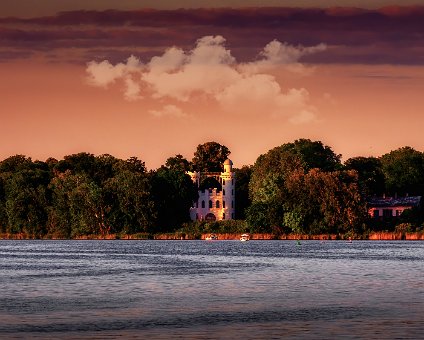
[[86, 36, 325, 123]]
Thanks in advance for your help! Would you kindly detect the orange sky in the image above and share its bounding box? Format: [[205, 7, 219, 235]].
[[1, 5, 424, 169]]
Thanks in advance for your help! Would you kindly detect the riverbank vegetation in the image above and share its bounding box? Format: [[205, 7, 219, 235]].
[[1, 140, 423, 239]]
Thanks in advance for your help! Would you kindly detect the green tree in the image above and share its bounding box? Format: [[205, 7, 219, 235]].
[[0, 155, 34, 173], [247, 146, 303, 228], [54, 152, 97, 178], [49, 172, 108, 237], [247, 140, 365, 235], [192, 142, 230, 172], [281, 138, 341, 171], [165, 154, 191, 172], [380, 147, 424, 196], [234, 165, 252, 219], [198, 176, 222, 191], [284, 169, 366, 235], [3, 163, 50, 237], [0, 176, 7, 232], [344, 156, 385, 196], [151, 167, 197, 232], [106, 168, 156, 235]]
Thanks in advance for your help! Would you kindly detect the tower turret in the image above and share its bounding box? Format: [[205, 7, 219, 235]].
[[223, 158, 233, 173]]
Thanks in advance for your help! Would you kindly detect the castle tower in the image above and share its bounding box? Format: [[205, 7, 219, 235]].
[[188, 159, 235, 221], [221, 159, 235, 220]]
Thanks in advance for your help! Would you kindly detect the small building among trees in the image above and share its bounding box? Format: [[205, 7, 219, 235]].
[[367, 196, 422, 219]]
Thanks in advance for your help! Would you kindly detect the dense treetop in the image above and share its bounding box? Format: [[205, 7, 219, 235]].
[[0, 140, 423, 238]]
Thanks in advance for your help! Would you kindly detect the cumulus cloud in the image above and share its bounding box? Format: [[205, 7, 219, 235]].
[[240, 40, 327, 75], [86, 35, 325, 123]]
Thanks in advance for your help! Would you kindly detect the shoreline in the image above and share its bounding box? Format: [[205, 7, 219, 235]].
[[1, 231, 423, 240]]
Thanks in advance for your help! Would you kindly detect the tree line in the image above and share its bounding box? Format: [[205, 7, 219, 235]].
[[1, 140, 423, 238]]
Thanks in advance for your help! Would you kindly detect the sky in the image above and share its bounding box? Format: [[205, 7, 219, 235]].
[[1, 1, 424, 169]]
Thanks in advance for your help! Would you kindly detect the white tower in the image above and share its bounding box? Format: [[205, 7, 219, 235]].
[[221, 159, 235, 220], [188, 159, 236, 221]]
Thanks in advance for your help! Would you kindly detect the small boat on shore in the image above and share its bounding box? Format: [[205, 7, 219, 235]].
[[240, 233, 250, 242], [205, 234, 218, 241]]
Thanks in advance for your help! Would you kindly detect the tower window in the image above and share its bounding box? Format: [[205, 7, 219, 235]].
[[223, 189, 225, 196], [232, 201, 234, 208], [223, 201, 226, 208], [216, 200, 220, 208], [202, 200, 205, 208], [231, 189, 234, 195], [223, 179, 226, 185], [209, 200, 213, 208]]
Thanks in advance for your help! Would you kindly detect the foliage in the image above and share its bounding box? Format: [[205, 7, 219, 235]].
[[234, 165, 252, 219], [344, 156, 385, 196], [165, 154, 191, 172], [380, 147, 424, 196], [281, 138, 342, 171], [247, 141, 366, 235], [192, 141, 230, 172], [150, 167, 197, 232], [394, 223, 413, 234], [198, 176, 222, 191], [1, 140, 424, 239]]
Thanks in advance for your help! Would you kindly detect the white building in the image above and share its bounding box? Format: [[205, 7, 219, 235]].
[[188, 159, 235, 221]]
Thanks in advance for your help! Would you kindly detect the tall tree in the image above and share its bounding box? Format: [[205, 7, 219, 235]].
[[4, 163, 50, 237], [282, 138, 341, 171], [54, 152, 97, 178], [192, 142, 230, 172], [380, 147, 424, 196], [344, 156, 385, 196], [234, 165, 252, 220], [106, 168, 156, 235], [247, 146, 304, 228], [165, 154, 191, 172], [150, 167, 197, 231]]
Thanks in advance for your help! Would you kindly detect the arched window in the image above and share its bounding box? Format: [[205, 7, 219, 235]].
[[209, 200, 213, 208], [201, 200, 205, 208], [216, 200, 220, 208], [223, 201, 226, 208], [223, 189, 226, 196]]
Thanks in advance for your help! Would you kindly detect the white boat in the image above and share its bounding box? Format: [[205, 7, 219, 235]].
[[205, 234, 218, 241], [240, 233, 250, 242]]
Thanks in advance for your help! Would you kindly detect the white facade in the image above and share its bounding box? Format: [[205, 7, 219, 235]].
[[188, 159, 235, 221]]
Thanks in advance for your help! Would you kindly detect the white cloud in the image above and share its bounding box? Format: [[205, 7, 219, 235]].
[[86, 36, 326, 122], [86, 54, 142, 88], [289, 110, 317, 125], [149, 105, 189, 118], [240, 40, 327, 75], [124, 76, 142, 101]]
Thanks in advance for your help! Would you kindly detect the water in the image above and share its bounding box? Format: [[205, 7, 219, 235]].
[[0, 240, 423, 339]]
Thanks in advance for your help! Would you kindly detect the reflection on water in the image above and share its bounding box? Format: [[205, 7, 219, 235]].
[[0, 240, 423, 339]]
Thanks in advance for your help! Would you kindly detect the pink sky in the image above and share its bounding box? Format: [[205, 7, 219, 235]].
[[1, 4, 424, 169]]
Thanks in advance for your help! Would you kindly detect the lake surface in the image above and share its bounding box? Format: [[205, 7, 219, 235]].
[[0, 240, 423, 339]]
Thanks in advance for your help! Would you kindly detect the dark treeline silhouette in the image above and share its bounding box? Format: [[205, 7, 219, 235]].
[[0, 140, 423, 238]]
